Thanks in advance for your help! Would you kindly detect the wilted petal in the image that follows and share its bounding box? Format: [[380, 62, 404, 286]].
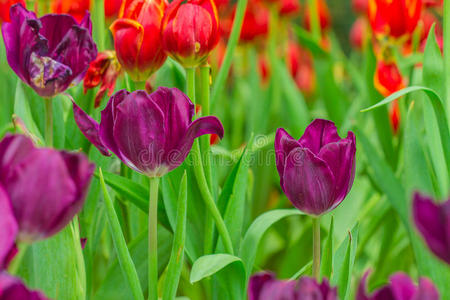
[[283, 148, 335, 215], [275, 128, 301, 189], [0, 185, 18, 270], [0, 273, 49, 300], [113, 91, 165, 174], [72, 101, 110, 156], [298, 119, 341, 155], [151, 87, 195, 153], [318, 131, 356, 207], [170, 116, 224, 171], [80, 11, 93, 34], [413, 193, 450, 264]]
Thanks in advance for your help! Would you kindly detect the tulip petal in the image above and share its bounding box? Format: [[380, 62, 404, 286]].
[[248, 272, 276, 300], [356, 271, 371, 300], [80, 11, 93, 34], [0, 134, 35, 180], [274, 128, 301, 189], [318, 131, 356, 208], [5, 149, 77, 241], [99, 90, 129, 160], [413, 193, 450, 263], [0, 273, 49, 299], [38, 14, 77, 52], [389, 273, 417, 300], [416, 278, 440, 300], [169, 116, 224, 171], [298, 119, 341, 154], [0, 185, 18, 270], [113, 90, 165, 174], [150, 87, 195, 152], [282, 148, 335, 215], [72, 100, 111, 156]]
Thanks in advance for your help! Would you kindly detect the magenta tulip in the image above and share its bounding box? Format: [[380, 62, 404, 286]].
[[357, 271, 439, 300], [275, 119, 356, 215], [72, 87, 224, 177], [1, 4, 97, 97], [0, 186, 17, 270], [248, 272, 337, 300], [413, 192, 450, 264], [0, 134, 94, 242], [0, 273, 49, 299]]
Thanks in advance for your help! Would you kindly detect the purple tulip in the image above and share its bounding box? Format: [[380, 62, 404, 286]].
[[0, 186, 17, 270], [275, 119, 356, 216], [413, 192, 450, 264], [72, 87, 224, 177], [357, 271, 439, 300], [0, 134, 94, 242], [1, 4, 97, 98], [0, 273, 49, 299], [248, 272, 337, 300]]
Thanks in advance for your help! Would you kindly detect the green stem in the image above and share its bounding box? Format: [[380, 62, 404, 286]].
[[444, 0, 450, 126], [312, 217, 321, 280], [93, 0, 105, 51], [44, 98, 53, 147], [148, 177, 160, 300], [99, 168, 145, 300], [186, 67, 234, 255], [8, 243, 29, 275], [211, 0, 248, 107], [308, 0, 321, 42]]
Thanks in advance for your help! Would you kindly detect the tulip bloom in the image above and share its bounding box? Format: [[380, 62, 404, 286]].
[[368, 0, 422, 39], [275, 119, 356, 216], [0, 186, 17, 270], [1, 4, 97, 98], [374, 60, 405, 97], [357, 271, 439, 300], [161, 0, 220, 67], [248, 272, 337, 300], [83, 50, 122, 108], [73, 87, 224, 177], [0, 273, 49, 299], [51, 0, 90, 22], [110, 0, 167, 82], [413, 192, 450, 264], [0, 134, 95, 242]]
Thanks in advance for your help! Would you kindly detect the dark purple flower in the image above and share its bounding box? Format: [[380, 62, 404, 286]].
[[0, 185, 17, 270], [0, 134, 95, 242], [275, 119, 356, 216], [248, 272, 337, 300], [357, 271, 439, 300], [413, 192, 450, 264], [72, 87, 224, 177], [0, 272, 49, 299], [1, 4, 97, 98]]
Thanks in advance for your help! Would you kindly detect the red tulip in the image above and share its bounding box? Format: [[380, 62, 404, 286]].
[[0, 0, 24, 23], [161, 0, 220, 68], [230, 0, 269, 43], [51, 0, 90, 23], [350, 17, 369, 51], [352, 0, 368, 14], [368, 0, 423, 39], [286, 42, 316, 96], [110, 0, 168, 82], [303, 0, 332, 32], [279, 0, 300, 18], [105, 0, 122, 18], [374, 60, 405, 97]]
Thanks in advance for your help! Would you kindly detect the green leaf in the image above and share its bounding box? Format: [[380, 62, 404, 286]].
[[361, 85, 450, 176], [292, 25, 329, 57], [239, 209, 304, 279], [190, 254, 246, 300], [320, 216, 334, 280], [331, 223, 359, 300], [13, 81, 43, 142], [162, 172, 187, 300]]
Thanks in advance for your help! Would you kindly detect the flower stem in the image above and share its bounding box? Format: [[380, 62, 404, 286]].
[[44, 97, 53, 147], [444, 0, 450, 126], [8, 243, 29, 275], [99, 168, 145, 300], [186, 67, 234, 255], [312, 217, 321, 280], [148, 177, 160, 300], [308, 0, 321, 42]]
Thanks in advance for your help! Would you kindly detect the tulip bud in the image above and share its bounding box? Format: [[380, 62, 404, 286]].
[[0, 186, 17, 270], [161, 0, 220, 67], [72, 87, 224, 177], [1, 4, 97, 98], [0, 134, 95, 243], [275, 119, 356, 216], [350, 17, 369, 51], [357, 271, 439, 300], [110, 0, 168, 82], [279, 0, 300, 18], [248, 272, 337, 300], [0, 273, 49, 299], [413, 192, 450, 264], [368, 0, 422, 39], [83, 50, 122, 108], [374, 60, 405, 97]]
